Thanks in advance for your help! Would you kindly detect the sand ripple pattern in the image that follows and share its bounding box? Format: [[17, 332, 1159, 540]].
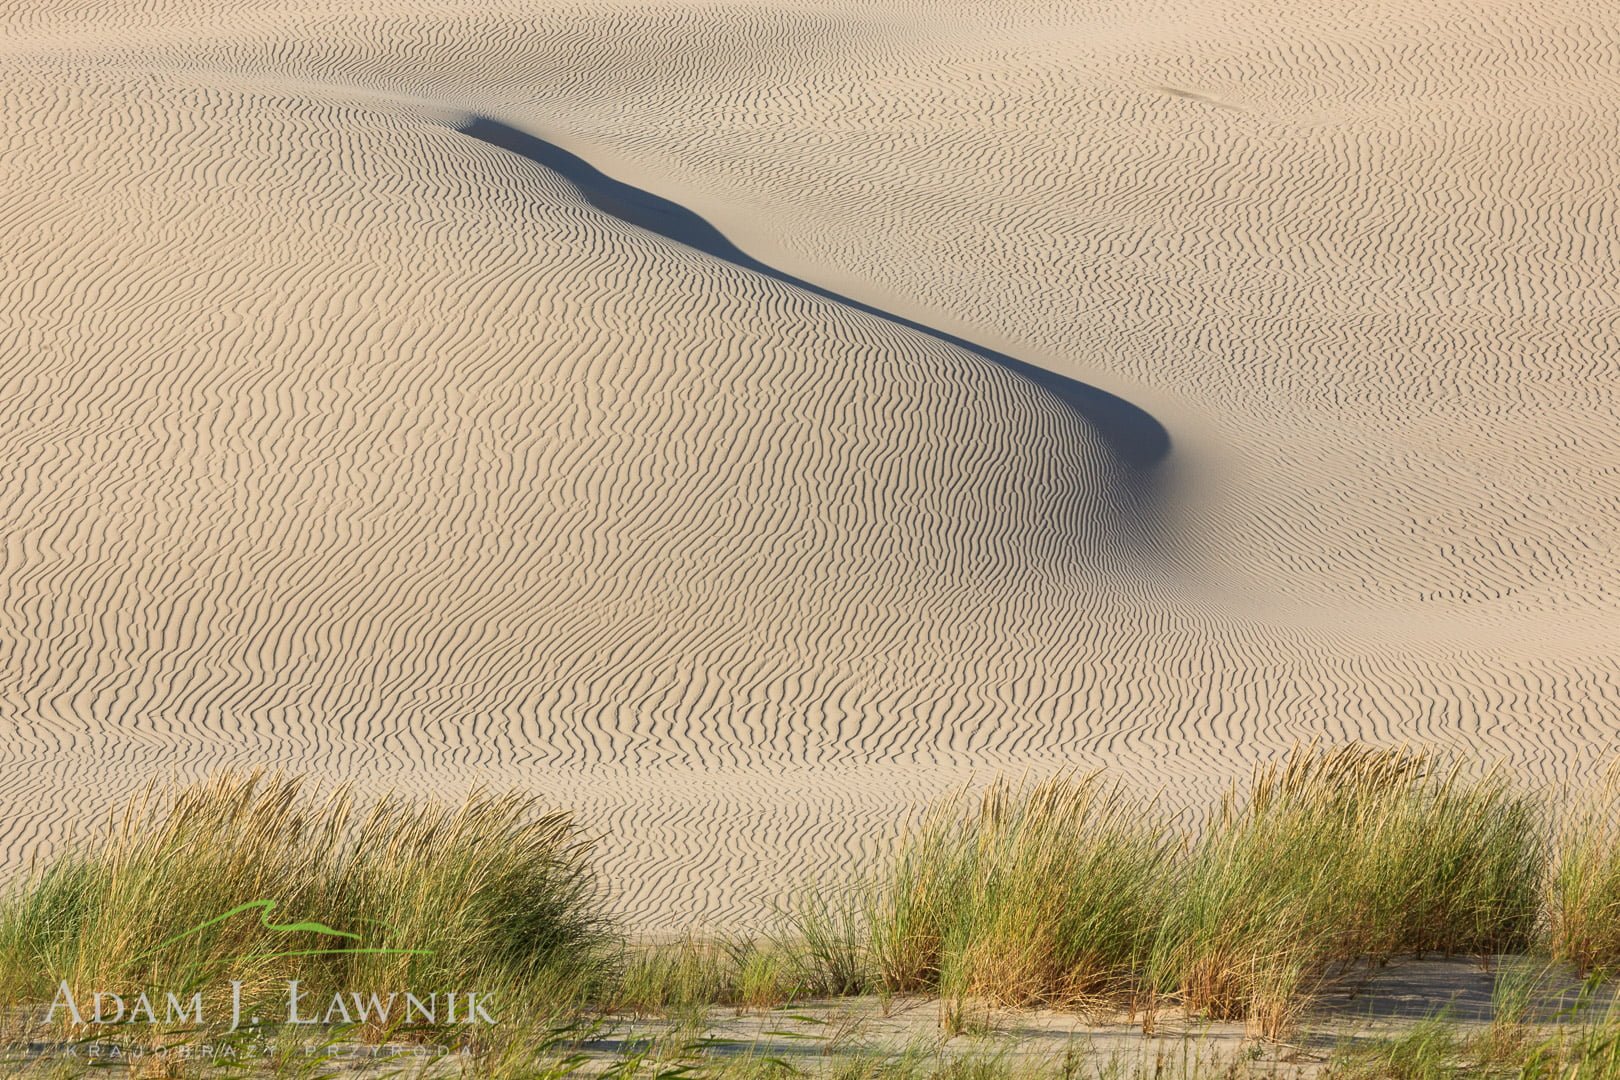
[[3, 0, 1619, 929]]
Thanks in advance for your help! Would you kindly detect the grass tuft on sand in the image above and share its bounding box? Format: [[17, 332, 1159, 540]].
[[0, 769, 613, 1032], [854, 746, 1544, 1036], [1551, 760, 1620, 977], [864, 774, 1171, 1012], [1152, 745, 1543, 1035]]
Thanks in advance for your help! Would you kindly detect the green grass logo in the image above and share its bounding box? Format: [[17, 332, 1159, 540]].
[[136, 900, 432, 963]]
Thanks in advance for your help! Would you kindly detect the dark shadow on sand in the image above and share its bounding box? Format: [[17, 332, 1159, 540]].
[[457, 115, 1170, 479]]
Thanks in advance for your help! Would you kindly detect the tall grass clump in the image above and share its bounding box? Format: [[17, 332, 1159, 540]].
[[1551, 761, 1620, 975], [865, 789, 976, 996], [791, 886, 871, 997], [0, 769, 613, 1031], [1151, 745, 1543, 1036], [867, 774, 1173, 1010]]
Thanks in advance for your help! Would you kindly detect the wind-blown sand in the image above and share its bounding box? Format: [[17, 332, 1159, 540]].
[[2, 0, 1617, 930]]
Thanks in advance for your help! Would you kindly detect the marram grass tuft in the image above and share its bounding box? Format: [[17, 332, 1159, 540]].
[[0, 769, 613, 1035]]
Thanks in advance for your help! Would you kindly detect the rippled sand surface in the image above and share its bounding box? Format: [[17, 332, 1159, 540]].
[[3, 0, 1617, 929]]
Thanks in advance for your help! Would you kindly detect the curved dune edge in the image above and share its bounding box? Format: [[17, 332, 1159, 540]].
[[454, 114, 1171, 476], [3, 0, 1620, 930]]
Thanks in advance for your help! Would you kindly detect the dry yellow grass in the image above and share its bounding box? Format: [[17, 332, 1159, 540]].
[[0, 770, 611, 1036], [855, 746, 1545, 1037]]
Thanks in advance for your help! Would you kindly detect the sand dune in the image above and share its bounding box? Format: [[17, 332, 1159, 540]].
[[2, 0, 1618, 929]]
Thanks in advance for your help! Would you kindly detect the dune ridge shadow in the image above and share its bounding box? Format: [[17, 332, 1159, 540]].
[[456, 115, 1170, 479]]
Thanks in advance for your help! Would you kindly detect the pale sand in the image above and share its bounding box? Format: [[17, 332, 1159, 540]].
[[2, 0, 1617, 930], [545, 959, 1620, 1077]]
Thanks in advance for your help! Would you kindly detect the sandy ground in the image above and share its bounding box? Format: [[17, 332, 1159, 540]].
[[545, 959, 1620, 1077], [2, 0, 1618, 930], [2, 958, 1610, 1076]]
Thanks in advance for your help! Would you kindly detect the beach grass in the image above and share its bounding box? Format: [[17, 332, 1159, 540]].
[[610, 935, 804, 1017], [1551, 761, 1620, 977], [854, 746, 1545, 1036], [0, 769, 612, 1034], [863, 774, 1171, 1012], [0, 744, 1614, 1062], [1151, 746, 1544, 1035]]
